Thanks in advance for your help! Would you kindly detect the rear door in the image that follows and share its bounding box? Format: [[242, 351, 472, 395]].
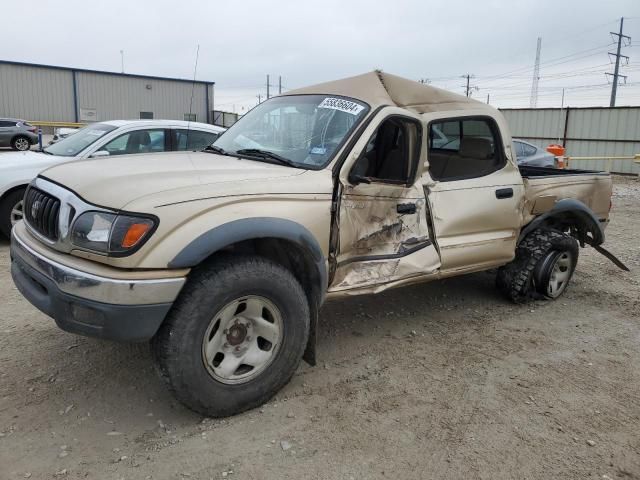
[[421, 113, 524, 272], [329, 108, 441, 293]]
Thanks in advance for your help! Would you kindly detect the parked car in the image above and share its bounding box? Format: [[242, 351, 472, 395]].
[[0, 119, 225, 236], [49, 127, 79, 145], [513, 139, 556, 167], [0, 118, 38, 151], [10, 72, 626, 417]]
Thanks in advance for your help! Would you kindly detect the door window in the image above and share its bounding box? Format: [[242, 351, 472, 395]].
[[350, 117, 421, 185], [100, 129, 166, 155], [174, 129, 219, 151], [428, 117, 505, 181]]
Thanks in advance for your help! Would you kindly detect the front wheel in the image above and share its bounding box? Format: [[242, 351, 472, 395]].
[[11, 136, 31, 151], [152, 255, 310, 417], [0, 188, 26, 238]]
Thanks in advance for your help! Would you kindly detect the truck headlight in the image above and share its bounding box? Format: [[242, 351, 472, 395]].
[[71, 211, 156, 255]]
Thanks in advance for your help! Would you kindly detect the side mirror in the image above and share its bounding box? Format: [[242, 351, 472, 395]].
[[348, 173, 371, 185], [90, 150, 110, 158]]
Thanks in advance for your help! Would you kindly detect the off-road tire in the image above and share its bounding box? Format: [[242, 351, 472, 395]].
[[496, 228, 579, 303], [0, 188, 26, 238], [11, 136, 31, 151], [152, 255, 310, 417]]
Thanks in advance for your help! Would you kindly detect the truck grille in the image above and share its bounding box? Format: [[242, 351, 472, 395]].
[[24, 187, 61, 240]]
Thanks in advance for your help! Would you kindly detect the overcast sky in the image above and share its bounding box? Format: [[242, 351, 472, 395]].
[[2, 0, 639, 112]]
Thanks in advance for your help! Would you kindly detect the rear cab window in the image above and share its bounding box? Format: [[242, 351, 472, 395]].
[[427, 117, 506, 181]]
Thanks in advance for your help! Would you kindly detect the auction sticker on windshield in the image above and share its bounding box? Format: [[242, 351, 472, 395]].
[[318, 97, 365, 115]]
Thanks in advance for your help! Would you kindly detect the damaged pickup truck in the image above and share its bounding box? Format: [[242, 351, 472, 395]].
[[10, 71, 627, 417]]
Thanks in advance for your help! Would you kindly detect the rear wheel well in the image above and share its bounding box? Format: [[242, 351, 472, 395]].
[[521, 210, 602, 247]]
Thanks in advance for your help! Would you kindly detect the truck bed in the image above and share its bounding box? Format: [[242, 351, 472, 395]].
[[520, 166, 612, 223]]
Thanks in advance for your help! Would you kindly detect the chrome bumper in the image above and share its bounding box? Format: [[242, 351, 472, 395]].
[[11, 228, 185, 305]]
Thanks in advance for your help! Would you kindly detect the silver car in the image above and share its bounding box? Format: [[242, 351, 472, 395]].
[[513, 139, 556, 168], [0, 118, 38, 151]]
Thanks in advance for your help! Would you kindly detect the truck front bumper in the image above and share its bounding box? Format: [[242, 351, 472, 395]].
[[10, 226, 186, 342]]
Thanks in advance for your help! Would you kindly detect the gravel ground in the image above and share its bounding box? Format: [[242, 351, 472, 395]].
[[1, 176, 639, 480]]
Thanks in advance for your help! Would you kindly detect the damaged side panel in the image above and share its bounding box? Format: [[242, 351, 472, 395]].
[[329, 183, 440, 293]]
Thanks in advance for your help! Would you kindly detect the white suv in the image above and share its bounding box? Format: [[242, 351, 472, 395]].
[[0, 119, 225, 237]]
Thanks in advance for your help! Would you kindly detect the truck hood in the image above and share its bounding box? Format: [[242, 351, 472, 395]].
[[40, 151, 307, 210]]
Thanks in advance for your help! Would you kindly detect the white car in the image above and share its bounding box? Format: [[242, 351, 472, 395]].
[[0, 119, 225, 237]]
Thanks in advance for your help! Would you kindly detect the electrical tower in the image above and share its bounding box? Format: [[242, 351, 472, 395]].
[[529, 37, 542, 108], [607, 17, 631, 107], [461, 74, 477, 97]]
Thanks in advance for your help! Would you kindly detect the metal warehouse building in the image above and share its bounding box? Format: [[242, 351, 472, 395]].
[[0, 60, 214, 125]]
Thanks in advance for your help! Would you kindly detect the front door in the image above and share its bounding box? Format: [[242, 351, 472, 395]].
[[329, 109, 441, 293], [422, 114, 524, 272]]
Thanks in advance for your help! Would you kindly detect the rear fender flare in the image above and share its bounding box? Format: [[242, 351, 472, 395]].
[[519, 199, 605, 246]]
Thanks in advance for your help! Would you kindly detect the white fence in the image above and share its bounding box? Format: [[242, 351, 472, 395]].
[[500, 106, 640, 174]]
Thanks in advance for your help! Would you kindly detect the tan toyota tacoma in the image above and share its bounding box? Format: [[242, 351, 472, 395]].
[[10, 72, 627, 417]]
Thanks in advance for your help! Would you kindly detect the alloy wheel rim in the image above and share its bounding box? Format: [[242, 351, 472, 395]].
[[202, 295, 283, 384], [10, 200, 23, 226], [546, 252, 572, 298], [15, 138, 29, 150]]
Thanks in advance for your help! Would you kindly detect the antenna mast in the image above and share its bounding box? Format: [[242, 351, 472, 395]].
[[186, 44, 200, 146], [530, 37, 542, 108]]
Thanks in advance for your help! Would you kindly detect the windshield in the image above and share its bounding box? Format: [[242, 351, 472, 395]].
[[44, 123, 117, 157], [213, 95, 369, 169]]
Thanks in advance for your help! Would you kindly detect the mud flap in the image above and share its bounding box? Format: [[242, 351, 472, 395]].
[[302, 300, 318, 366], [592, 244, 630, 272]]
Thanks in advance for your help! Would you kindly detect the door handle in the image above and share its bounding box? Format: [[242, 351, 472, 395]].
[[495, 188, 514, 199], [397, 203, 417, 214]]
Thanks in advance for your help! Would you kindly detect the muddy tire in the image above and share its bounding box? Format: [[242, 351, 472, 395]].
[[496, 228, 579, 303], [152, 255, 310, 417]]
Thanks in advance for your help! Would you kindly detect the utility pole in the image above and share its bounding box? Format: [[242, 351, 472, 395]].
[[461, 74, 477, 97], [120, 50, 124, 73], [257, 94, 262, 104], [486, 93, 490, 104], [279, 76, 282, 95], [266, 74, 270, 99], [607, 17, 631, 107], [530, 37, 542, 108]]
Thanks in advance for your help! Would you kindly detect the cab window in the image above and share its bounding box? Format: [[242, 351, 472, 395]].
[[350, 117, 421, 185], [428, 117, 505, 181]]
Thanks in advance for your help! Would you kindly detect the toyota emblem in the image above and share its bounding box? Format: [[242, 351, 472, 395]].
[[31, 200, 41, 218]]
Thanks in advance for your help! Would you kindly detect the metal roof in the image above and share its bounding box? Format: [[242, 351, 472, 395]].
[[0, 60, 214, 85]]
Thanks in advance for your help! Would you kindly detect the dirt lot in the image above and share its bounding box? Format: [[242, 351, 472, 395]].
[[1, 176, 639, 480]]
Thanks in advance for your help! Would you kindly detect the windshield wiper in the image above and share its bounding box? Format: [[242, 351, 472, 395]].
[[234, 149, 297, 167], [203, 145, 230, 155], [41, 149, 53, 155]]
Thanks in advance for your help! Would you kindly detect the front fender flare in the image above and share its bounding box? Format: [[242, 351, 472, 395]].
[[168, 217, 327, 297]]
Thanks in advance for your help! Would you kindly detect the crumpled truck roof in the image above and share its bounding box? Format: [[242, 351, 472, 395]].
[[285, 70, 496, 114]]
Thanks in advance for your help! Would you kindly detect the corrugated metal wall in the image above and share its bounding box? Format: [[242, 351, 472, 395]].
[[0, 62, 212, 125], [501, 107, 640, 174], [76, 72, 208, 123], [0, 63, 75, 121]]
